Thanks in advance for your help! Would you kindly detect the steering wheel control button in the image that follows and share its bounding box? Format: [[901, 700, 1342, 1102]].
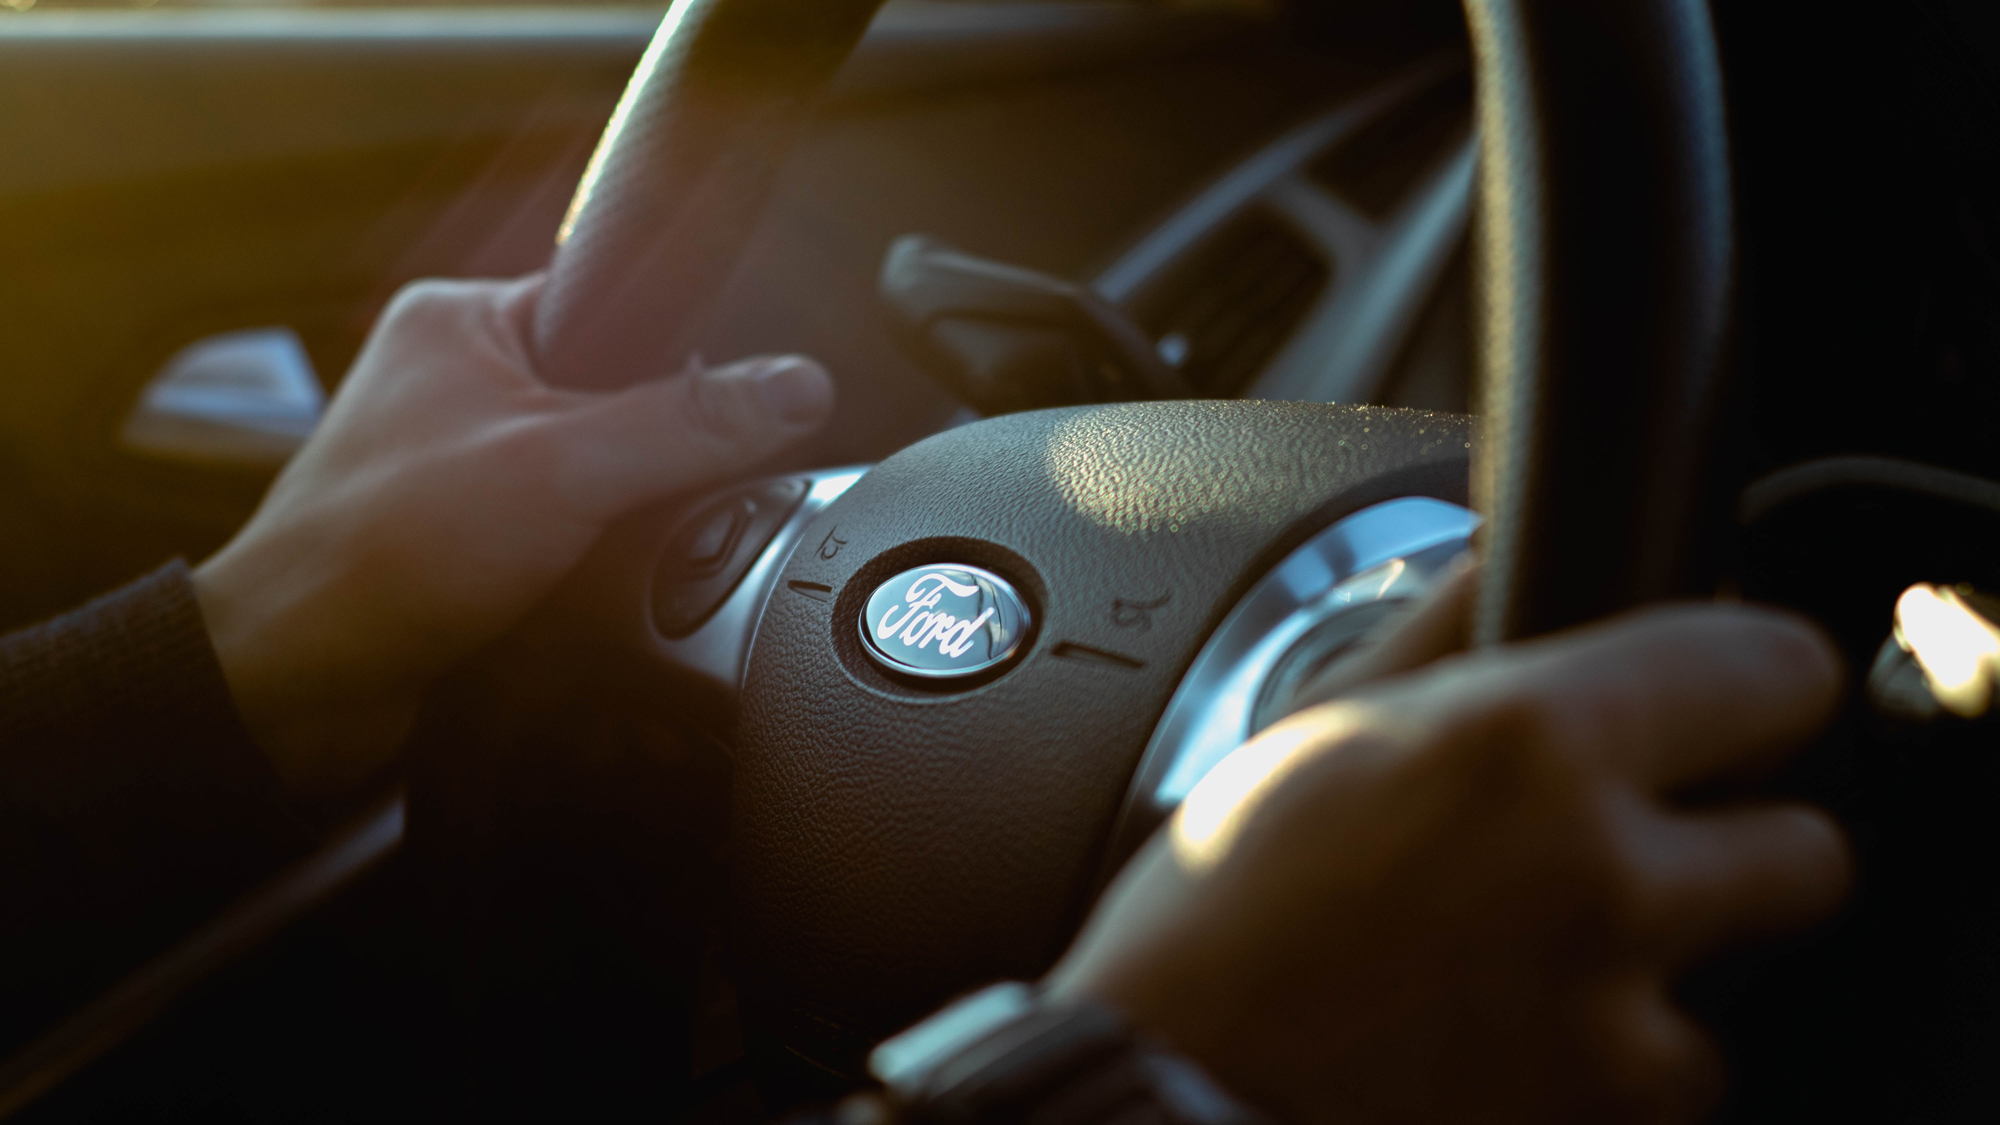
[[676, 497, 751, 577], [1113, 496, 1479, 861], [653, 477, 808, 639], [860, 565, 1031, 680]]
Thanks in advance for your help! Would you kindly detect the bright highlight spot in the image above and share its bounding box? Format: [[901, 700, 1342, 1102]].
[[1042, 407, 1313, 536], [1170, 706, 1371, 873], [556, 0, 701, 245], [1895, 583, 2000, 719]]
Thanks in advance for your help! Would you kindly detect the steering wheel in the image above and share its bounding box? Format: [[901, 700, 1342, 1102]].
[[512, 0, 1735, 1101]]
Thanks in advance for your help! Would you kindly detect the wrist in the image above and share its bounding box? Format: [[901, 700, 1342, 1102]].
[[193, 547, 416, 798]]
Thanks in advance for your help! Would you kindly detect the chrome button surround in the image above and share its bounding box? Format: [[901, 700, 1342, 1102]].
[[860, 564, 1032, 679], [1101, 495, 1481, 867]]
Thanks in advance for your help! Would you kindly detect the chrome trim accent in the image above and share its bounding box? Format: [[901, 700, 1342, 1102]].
[[1086, 55, 1474, 408], [119, 328, 324, 468], [870, 982, 1035, 1096], [1091, 53, 1467, 305], [1105, 496, 1479, 863], [1249, 134, 1477, 404], [653, 467, 867, 700]]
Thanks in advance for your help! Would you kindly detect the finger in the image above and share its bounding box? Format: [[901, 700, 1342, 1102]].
[[550, 354, 835, 519], [1633, 802, 1852, 962], [1508, 605, 1844, 792], [493, 271, 548, 345], [1282, 556, 1480, 713], [1589, 976, 1725, 1123]]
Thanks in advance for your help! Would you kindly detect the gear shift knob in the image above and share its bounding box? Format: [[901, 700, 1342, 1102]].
[[878, 235, 1191, 415]]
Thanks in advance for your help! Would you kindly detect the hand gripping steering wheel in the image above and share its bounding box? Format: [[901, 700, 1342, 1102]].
[[0, 3, 1772, 1116], [513, 0, 1740, 1098], [523, 0, 1735, 1091]]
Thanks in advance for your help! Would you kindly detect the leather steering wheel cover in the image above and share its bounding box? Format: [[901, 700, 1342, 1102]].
[[734, 402, 1471, 1077], [1465, 0, 1735, 642], [533, 0, 888, 390]]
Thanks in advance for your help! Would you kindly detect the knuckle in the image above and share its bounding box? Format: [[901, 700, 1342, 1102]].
[[487, 419, 565, 484], [1444, 684, 1659, 922], [1582, 983, 1724, 1124], [377, 277, 508, 344], [1678, 606, 1838, 699], [1771, 805, 1856, 911], [691, 381, 750, 444], [1623, 1021, 1723, 1121], [1599, 847, 1674, 941], [1584, 797, 1677, 939], [371, 282, 484, 351], [1750, 616, 1840, 694], [1449, 687, 1588, 795], [680, 371, 773, 452], [661, 373, 732, 442], [1801, 806, 1856, 879], [380, 279, 458, 323]]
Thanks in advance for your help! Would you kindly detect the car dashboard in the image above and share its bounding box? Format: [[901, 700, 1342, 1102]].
[[0, 1, 1470, 634], [21, 1, 2000, 1121]]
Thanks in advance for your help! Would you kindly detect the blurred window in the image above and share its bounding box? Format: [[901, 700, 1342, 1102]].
[[2, 0, 1183, 11]]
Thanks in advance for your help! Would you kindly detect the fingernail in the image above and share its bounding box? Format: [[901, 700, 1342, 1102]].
[[755, 359, 834, 428]]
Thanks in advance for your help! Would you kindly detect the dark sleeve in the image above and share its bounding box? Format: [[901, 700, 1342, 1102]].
[[0, 561, 314, 1052]]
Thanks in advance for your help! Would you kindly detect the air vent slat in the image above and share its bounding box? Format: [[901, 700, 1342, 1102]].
[[1309, 72, 1473, 220], [1127, 207, 1329, 397]]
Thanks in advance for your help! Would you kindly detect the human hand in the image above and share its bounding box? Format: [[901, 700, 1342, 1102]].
[[1044, 592, 1850, 1125], [193, 276, 834, 799]]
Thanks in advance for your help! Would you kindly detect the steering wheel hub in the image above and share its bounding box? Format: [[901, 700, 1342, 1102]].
[[733, 400, 1470, 1080]]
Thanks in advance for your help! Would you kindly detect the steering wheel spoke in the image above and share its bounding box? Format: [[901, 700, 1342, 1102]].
[[548, 467, 867, 732]]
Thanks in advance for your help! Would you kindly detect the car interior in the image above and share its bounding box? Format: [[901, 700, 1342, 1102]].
[[2, 0, 1999, 1121]]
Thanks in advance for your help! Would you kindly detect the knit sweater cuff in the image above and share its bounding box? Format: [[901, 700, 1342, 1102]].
[[0, 561, 315, 1048]]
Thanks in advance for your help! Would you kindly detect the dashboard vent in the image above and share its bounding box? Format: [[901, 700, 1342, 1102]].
[[1128, 207, 1329, 397], [1310, 72, 1473, 219]]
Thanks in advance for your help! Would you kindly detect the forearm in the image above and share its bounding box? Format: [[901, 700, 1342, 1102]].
[[0, 561, 313, 1053]]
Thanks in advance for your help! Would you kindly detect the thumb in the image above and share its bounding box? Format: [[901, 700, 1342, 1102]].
[[1280, 556, 1480, 714], [552, 354, 836, 520]]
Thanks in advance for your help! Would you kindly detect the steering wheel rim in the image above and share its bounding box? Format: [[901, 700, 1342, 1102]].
[[507, 0, 1742, 1100], [1464, 0, 1735, 643], [532, 0, 888, 391]]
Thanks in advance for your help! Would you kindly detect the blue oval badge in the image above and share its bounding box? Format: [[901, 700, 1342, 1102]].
[[859, 564, 1031, 679]]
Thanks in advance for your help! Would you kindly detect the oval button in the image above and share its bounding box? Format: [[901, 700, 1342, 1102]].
[[859, 564, 1031, 679]]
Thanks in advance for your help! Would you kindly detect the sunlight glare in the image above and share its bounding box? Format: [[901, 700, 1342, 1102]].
[[1043, 407, 1316, 536], [556, 0, 701, 245], [1170, 704, 1372, 873], [1895, 583, 2000, 719]]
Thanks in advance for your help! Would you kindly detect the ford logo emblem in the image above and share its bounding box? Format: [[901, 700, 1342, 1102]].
[[859, 564, 1031, 679]]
